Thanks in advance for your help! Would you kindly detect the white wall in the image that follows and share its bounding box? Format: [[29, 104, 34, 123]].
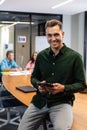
[[63, 12, 85, 59], [63, 15, 71, 47], [63, 13, 87, 77], [78, 13, 85, 59], [35, 36, 49, 52]]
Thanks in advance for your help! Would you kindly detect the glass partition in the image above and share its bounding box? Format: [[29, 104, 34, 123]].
[[0, 23, 14, 60], [0, 11, 62, 68]]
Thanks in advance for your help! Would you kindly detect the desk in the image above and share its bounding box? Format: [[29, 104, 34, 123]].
[[2, 74, 87, 130], [2, 73, 36, 106], [72, 93, 87, 130]]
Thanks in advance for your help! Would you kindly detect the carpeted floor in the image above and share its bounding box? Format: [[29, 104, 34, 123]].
[[0, 106, 53, 130], [0, 106, 26, 130]]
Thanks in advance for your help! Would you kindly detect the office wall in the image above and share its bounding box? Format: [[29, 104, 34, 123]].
[[63, 15, 71, 47], [15, 25, 30, 68], [0, 25, 14, 61], [63, 12, 85, 59], [71, 13, 85, 59], [63, 13, 87, 77]]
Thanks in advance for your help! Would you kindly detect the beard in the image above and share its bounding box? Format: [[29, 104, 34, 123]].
[[49, 39, 63, 50], [50, 39, 62, 45], [56, 39, 62, 43]]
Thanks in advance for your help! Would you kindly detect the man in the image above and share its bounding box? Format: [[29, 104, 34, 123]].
[[0, 50, 22, 112], [18, 19, 86, 130], [0, 50, 22, 73]]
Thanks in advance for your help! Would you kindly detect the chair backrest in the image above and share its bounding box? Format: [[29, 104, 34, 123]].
[[0, 88, 23, 108]]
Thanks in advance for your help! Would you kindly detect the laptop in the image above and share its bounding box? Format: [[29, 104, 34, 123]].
[[16, 86, 37, 93]]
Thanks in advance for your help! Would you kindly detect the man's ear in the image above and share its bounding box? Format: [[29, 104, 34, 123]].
[[62, 31, 64, 38]]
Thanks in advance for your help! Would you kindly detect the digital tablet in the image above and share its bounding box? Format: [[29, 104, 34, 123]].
[[37, 82, 53, 87], [16, 86, 37, 93]]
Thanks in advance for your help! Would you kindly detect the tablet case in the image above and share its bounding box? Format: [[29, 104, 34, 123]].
[[16, 86, 37, 93]]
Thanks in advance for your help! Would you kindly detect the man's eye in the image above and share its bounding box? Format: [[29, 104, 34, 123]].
[[47, 34, 52, 37], [54, 33, 59, 37], [47, 33, 59, 38]]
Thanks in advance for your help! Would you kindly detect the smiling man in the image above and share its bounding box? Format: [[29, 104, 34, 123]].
[[18, 19, 86, 130]]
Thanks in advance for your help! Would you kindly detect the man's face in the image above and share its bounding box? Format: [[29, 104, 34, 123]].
[[33, 53, 37, 61], [7, 53, 14, 60], [46, 25, 64, 50]]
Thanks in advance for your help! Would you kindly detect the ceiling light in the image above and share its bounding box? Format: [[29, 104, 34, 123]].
[[1, 21, 34, 25], [7, 22, 20, 28], [52, 0, 74, 9], [0, 0, 5, 5]]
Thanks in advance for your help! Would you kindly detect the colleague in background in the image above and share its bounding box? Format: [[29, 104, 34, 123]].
[[18, 19, 86, 130], [25, 52, 37, 73], [0, 50, 22, 73], [0, 50, 22, 112]]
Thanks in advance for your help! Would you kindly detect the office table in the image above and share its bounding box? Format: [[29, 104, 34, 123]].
[[2, 73, 87, 130], [2, 73, 36, 106]]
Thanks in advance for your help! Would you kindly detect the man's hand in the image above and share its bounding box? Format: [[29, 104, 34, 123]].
[[38, 86, 47, 93], [45, 83, 65, 94], [38, 81, 47, 93], [38, 81, 65, 94]]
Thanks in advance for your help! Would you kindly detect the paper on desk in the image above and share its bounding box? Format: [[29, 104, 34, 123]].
[[2, 72, 10, 75], [9, 71, 31, 76]]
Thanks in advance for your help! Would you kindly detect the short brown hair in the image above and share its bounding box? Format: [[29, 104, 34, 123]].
[[45, 19, 62, 30], [6, 50, 14, 57]]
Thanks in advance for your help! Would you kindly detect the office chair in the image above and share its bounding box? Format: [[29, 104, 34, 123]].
[[0, 76, 6, 113], [0, 78, 23, 128]]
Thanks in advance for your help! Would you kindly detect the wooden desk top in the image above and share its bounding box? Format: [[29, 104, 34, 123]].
[[2, 73, 87, 130], [72, 93, 87, 130], [2, 74, 36, 106]]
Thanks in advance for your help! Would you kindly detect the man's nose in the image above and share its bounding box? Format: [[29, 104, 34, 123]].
[[51, 35, 56, 40]]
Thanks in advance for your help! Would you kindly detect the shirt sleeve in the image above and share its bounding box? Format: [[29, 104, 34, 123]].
[[0, 59, 19, 70], [25, 61, 35, 70], [31, 57, 41, 89], [12, 60, 19, 68], [0, 60, 7, 70], [25, 61, 32, 69], [64, 54, 86, 93]]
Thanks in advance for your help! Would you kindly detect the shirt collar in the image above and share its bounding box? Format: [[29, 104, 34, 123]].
[[60, 43, 67, 54], [6, 58, 12, 63], [48, 43, 67, 56]]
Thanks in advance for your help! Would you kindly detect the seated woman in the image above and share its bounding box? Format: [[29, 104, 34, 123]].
[[25, 52, 38, 73]]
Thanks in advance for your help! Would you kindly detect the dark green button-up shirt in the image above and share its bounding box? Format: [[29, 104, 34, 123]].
[[31, 44, 86, 108]]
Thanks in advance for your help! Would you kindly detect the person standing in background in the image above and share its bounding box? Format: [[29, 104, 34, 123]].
[[25, 52, 38, 73]]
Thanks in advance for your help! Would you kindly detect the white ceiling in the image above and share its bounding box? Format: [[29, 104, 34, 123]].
[[0, 0, 87, 15]]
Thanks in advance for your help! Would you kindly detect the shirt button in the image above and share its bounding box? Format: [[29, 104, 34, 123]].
[[53, 63, 55, 65], [52, 73, 54, 76]]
